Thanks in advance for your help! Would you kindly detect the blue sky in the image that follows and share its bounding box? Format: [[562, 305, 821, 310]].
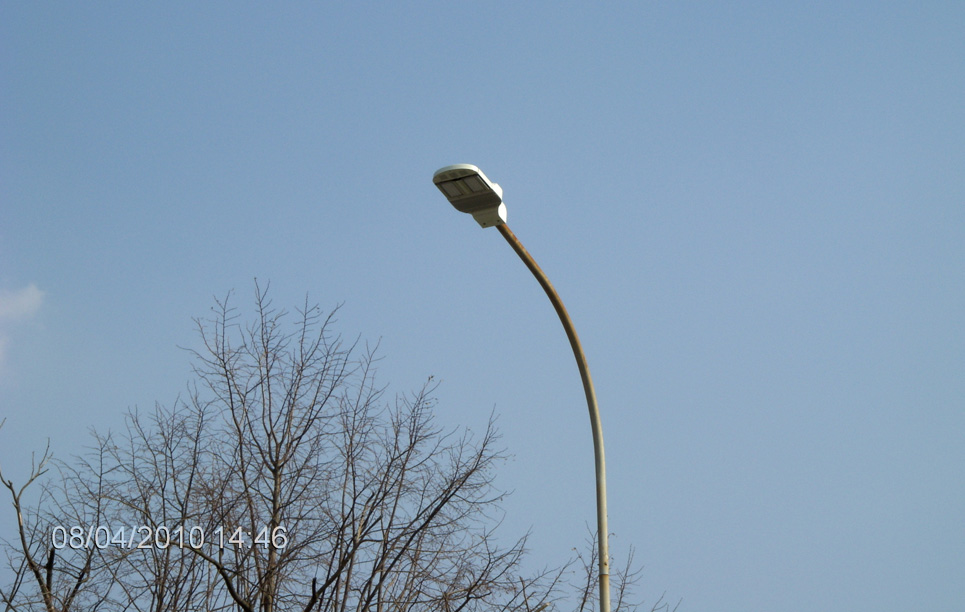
[[2, 2, 963, 610]]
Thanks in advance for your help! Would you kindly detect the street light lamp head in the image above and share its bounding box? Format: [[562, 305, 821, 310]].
[[433, 164, 507, 228]]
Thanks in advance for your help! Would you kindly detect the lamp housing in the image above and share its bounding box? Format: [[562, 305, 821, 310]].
[[433, 164, 507, 228]]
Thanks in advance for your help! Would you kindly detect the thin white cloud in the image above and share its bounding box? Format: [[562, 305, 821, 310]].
[[0, 284, 44, 376], [0, 284, 44, 320]]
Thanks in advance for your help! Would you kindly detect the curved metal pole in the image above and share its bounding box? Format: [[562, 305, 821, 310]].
[[496, 223, 611, 612]]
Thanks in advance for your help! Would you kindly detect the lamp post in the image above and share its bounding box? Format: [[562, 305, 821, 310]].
[[432, 164, 611, 612]]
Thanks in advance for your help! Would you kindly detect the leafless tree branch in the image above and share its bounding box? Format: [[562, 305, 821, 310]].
[[1, 287, 676, 612]]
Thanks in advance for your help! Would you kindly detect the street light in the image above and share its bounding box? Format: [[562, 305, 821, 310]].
[[431, 164, 508, 228], [432, 164, 611, 612]]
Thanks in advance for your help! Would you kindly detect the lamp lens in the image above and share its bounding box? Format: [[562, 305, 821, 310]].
[[439, 181, 464, 198], [462, 176, 486, 193]]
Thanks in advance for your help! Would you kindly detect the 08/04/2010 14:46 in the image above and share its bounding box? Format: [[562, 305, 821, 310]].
[[50, 524, 289, 550]]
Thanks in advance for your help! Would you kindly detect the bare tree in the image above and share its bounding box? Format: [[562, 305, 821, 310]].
[[2, 285, 671, 612], [569, 529, 680, 612], [0, 426, 121, 612]]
